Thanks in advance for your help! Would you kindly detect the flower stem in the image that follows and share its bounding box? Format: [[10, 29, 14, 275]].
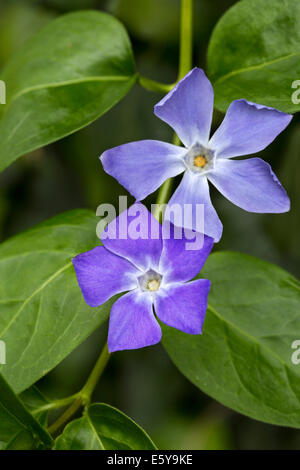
[[80, 342, 110, 406], [153, 134, 181, 222], [137, 75, 175, 94], [48, 396, 82, 435], [32, 394, 78, 415], [179, 0, 193, 79], [47, 343, 110, 436]]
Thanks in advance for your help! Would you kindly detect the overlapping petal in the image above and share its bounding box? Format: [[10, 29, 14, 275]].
[[108, 290, 162, 352], [72, 247, 139, 307], [209, 157, 290, 213], [154, 68, 214, 148], [159, 221, 214, 284], [101, 202, 163, 271], [101, 140, 185, 201], [167, 171, 223, 242], [209, 99, 293, 159], [154, 279, 211, 334]]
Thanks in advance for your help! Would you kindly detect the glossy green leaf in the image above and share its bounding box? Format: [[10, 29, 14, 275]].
[[0, 374, 53, 449], [0, 10, 136, 172], [4, 387, 50, 450], [0, 209, 113, 393], [163, 252, 300, 428], [54, 403, 157, 450], [207, 0, 300, 113], [20, 386, 50, 426]]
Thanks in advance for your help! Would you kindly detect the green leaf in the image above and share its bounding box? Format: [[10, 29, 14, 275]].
[[163, 252, 300, 428], [0, 374, 53, 449], [5, 387, 52, 450], [207, 0, 300, 113], [3, 431, 36, 451], [20, 386, 50, 426], [0, 209, 113, 393], [4, 387, 51, 450], [0, 10, 136, 172], [54, 403, 157, 450]]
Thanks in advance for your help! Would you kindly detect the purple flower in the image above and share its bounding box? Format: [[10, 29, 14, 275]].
[[101, 68, 292, 242], [72, 203, 213, 352]]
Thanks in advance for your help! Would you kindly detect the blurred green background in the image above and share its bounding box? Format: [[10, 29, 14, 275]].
[[0, 0, 300, 450]]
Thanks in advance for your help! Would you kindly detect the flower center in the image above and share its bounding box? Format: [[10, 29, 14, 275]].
[[193, 155, 207, 168], [147, 279, 160, 292], [184, 144, 215, 174], [138, 269, 162, 293]]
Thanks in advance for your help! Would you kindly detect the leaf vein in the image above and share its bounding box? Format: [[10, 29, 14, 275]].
[[0, 262, 72, 339]]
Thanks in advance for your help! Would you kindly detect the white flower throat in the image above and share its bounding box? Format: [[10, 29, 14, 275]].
[[138, 269, 162, 293], [185, 144, 215, 175]]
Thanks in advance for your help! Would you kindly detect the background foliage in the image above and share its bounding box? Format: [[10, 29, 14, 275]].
[[0, 0, 300, 450]]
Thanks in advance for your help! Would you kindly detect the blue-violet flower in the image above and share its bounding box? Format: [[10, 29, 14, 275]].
[[72, 203, 213, 352], [101, 68, 292, 242]]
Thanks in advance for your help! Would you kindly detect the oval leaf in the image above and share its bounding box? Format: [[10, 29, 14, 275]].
[[207, 0, 300, 113], [54, 403, 157, 450], [163, 252, 300, 428], [0, 374, 52, 449], [0, 10, 136, 172], [4, 387, 51, 450], [5, 387, 51, 450], [0, 210, 113, 393]]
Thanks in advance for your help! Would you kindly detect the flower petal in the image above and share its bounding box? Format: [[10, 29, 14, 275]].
[[72, 247, 139, 307], [209, 99, 293, 159], [101, 202, 163, 271], [159, 222, 214, 283], [101, 140, 185, 201], [154, 68, 214, 148], [209, 157, 290, 213], [108, 290, 161, 352], [167, 171, 223, 242], [154, 279, 210, 334]]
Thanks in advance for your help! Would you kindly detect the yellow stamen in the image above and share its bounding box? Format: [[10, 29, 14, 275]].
[[193, 155, 207, 168], [147, 279, 160, 292]]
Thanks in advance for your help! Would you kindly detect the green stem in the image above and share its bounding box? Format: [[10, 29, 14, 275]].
[[80, 343, 110, 405], [32, 394, 78, 415], [48, 397, 82, 436], [48, 343, 110, 435], [179, 0, 193, 79], [153, 134, 181, 222], [137, 75, 175, 94], [153, 179, 173, 222]]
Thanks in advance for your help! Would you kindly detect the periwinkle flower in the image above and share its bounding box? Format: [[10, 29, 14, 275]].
[[72, 203, 213, 352], [101, 68, 292, 242]]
